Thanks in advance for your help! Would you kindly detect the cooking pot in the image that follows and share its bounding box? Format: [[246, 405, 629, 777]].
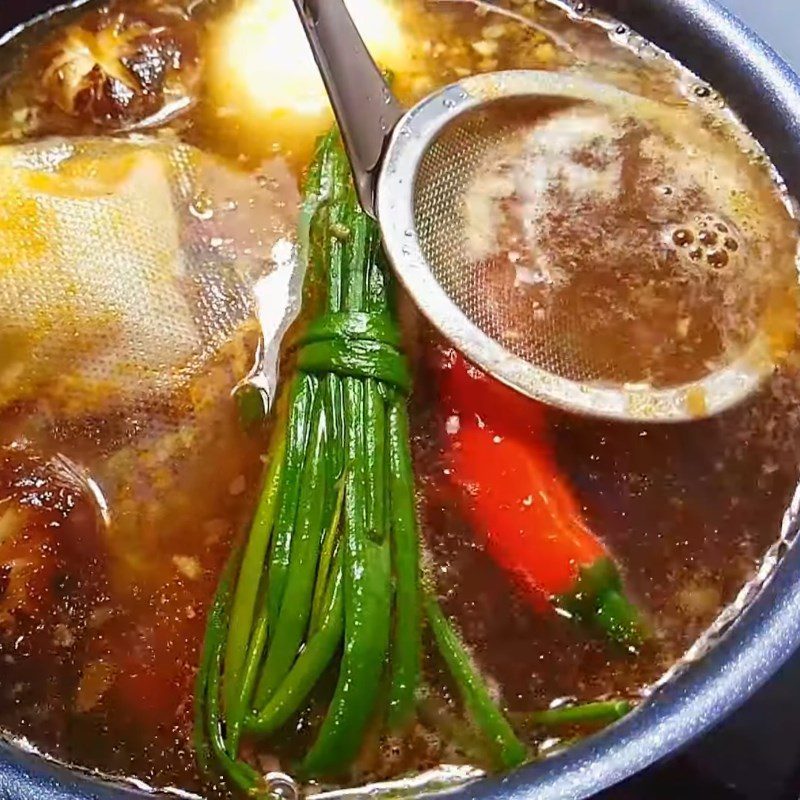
[[0, 1, 799, 798]]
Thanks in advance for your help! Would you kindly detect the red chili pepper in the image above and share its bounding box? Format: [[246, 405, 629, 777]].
[[436, 347, 645, 647], [435, 346, 547, 441]]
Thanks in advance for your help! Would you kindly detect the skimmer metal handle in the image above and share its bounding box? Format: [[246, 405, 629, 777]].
[[291, 0, 405, 217]]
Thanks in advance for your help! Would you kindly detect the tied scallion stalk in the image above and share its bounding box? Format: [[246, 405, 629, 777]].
[[194, 131, 529, 792], [424, 593, 527, 771]]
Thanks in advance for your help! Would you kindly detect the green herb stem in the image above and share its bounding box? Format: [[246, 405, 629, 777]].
[[255, 399, 329, 706], [223, 430, 286, 749], [311, 477, 346, 634], [519, 700, 632, 728], [194, 548, 262, 794], [424, 593, 527, 771], [248, 554, 345, 737], [268, 374, 318, 628], [301, 378, 393, 777], [386, 401, 421, 731]]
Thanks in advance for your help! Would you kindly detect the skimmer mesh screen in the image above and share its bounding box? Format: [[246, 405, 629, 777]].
[[412, 96, 796, 390]]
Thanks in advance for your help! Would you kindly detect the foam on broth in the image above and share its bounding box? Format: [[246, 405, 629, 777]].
[[0, 0, 797, 798]]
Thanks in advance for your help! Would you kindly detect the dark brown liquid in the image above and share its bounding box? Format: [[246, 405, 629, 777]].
[[411, 338, 800, 709], [417, 98, 797, 387], [0, 0, 796, 797]]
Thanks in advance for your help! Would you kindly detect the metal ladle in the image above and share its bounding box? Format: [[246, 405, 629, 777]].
[[290, 0, 780, 422]]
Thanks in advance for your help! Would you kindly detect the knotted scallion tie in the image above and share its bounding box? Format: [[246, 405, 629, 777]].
[[297, 311, 410, 393]]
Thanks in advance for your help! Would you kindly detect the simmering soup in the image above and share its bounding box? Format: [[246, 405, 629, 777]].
[[0, 0, 797, 798]]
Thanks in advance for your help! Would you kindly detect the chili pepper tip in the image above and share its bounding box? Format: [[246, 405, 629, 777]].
[[595, 587, 648, 649]]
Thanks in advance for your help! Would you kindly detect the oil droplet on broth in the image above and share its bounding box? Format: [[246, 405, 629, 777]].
[[685, 385, 708, 417]]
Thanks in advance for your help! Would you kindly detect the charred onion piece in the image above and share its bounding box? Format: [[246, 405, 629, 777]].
[[40, 5, 200, 128]]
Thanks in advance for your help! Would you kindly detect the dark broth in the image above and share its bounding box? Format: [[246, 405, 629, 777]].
[[0, 0, 797, 797]]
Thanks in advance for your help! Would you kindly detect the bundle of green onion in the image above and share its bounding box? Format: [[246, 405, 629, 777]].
[[194, 131, 528, 795]]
